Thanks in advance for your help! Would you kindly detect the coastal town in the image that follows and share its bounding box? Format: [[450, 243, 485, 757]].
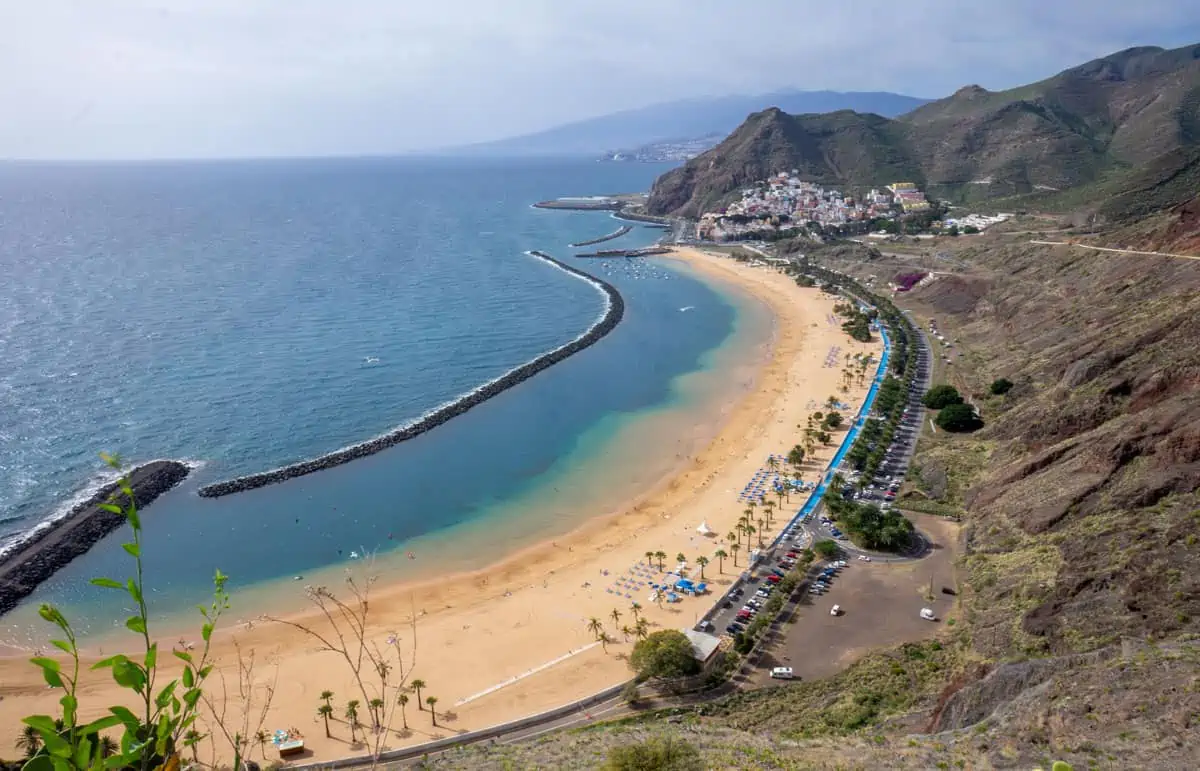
[[694, 172, 1010, 241]]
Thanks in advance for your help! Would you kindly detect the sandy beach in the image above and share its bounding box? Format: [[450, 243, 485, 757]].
[[0, 247, 876, 764]]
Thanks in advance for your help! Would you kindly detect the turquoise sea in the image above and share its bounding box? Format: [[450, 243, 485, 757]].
[[0, 157, 771, 643]]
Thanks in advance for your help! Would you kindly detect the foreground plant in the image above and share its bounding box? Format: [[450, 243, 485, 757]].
[[22, 453, 229, 771]]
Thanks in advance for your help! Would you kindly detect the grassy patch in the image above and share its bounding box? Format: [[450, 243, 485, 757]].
[[695, 641, 955, 739]]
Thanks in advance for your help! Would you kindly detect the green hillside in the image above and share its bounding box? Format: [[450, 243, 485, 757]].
[[648, 43, 1200, 217]]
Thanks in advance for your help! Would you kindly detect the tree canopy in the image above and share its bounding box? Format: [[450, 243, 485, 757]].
[[628, 630, 700, 682], [813, 539, 840, 559], [936, 403, 984, 433], [989, 377, 1014, 395], [922, 384, 963, 409]]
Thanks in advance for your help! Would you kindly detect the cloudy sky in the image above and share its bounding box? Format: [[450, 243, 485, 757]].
[[2, 0, 1198, 159]]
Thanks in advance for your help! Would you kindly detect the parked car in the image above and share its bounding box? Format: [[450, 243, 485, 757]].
[[770, 667, 794, 679], [830, 604, 842, 616], [766, 575, 782, 584]]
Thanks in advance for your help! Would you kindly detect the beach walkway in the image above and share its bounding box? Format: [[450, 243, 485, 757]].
[[454, 642, 601, 707]]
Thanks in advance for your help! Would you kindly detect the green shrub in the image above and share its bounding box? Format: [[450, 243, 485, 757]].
[[922, 384, 963, 409], [602, 736, 702, 771], [989, 377, 1014, 395], [629, 631, 700, 682], [936, 403, 983, 433], [813, 539, 841, 559]]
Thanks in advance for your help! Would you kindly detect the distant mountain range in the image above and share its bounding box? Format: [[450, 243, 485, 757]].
[[450, 90, 930, 158], [648, 44, 1200, 218]]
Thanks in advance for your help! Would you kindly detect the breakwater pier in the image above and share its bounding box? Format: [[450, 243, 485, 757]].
[[0, 460, 191, 616], [196, 251, 625, 498], [569, 225, 632, 248], [575, 246, 671, 258]]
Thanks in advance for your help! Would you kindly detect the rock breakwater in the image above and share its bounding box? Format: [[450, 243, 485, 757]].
[[197, 251, 625, 498], [0, 460, 191, 616], [569, 225, 632, 248]]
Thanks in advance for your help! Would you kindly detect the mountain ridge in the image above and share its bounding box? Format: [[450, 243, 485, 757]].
[[446, 90, 930, 157], [648, 43, 1200, 217]]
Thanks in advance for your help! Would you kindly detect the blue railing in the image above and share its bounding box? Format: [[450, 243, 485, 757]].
[[783, 324, 891, 532]]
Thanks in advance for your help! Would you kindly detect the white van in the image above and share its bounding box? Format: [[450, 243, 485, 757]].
[[770, 667, 794, 679], [830, 604, 841, 616]]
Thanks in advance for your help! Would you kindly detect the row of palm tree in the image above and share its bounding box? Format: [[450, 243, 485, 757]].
[[315, 682, 442, 744]]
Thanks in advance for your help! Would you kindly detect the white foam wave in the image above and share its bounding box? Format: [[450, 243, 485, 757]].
[[0, 457, 203, 562]]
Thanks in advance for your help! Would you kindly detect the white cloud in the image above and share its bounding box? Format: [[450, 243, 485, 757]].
[[0, 0, 1196, 158]]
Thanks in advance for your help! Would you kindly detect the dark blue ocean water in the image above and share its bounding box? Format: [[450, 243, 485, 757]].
[[0, 157, 752, 636]]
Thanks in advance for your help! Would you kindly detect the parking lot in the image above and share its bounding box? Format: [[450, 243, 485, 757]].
[[751, 512, 960, 684], [701, 323, 932, 638]]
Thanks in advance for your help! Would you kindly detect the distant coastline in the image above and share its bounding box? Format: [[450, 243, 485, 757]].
[[196, 251, 625, 498], [0, 460, 190, 616]]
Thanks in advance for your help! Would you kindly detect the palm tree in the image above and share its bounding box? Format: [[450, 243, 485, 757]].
[[411, 679, 427, 710], [16, 725, 41, 758], [254, 730, 270, 760], [610, 608, 622, 628], [644, 550, 654, 566], [713, 549, 727, 573], [675, 552, 686, 569], [344, 699, 361, 743], [654, 550, 667, 570], [587, 616, 603, 639], [318, 703, 334, 737], [730, 542, 741, 566], [320, 689, 334, 708], [766, 456, 780, 473], [629, 601, 642, 621], [99, 736, 118, 759], [726, 531, 737, 549], [695, 555, 709, 580], [369, 697, 386, 729], [397, 693, 410, 730], [426, 696, 439, 727], [183, 730, 205, 764], [619, 624, 633, 642], [598, 631, 615, 653], [634, 618, 649, 640]]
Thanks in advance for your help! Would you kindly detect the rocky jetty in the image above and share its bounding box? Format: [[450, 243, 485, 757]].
[[0, 460, 191, 616], [575, 246, 671, 258], [569, 225, 632, 248], [197, 251, 625, 498]]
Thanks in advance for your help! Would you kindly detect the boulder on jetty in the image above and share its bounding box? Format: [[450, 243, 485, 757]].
[[197, 251, 625, 499], [0, 460, 191, 616]]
